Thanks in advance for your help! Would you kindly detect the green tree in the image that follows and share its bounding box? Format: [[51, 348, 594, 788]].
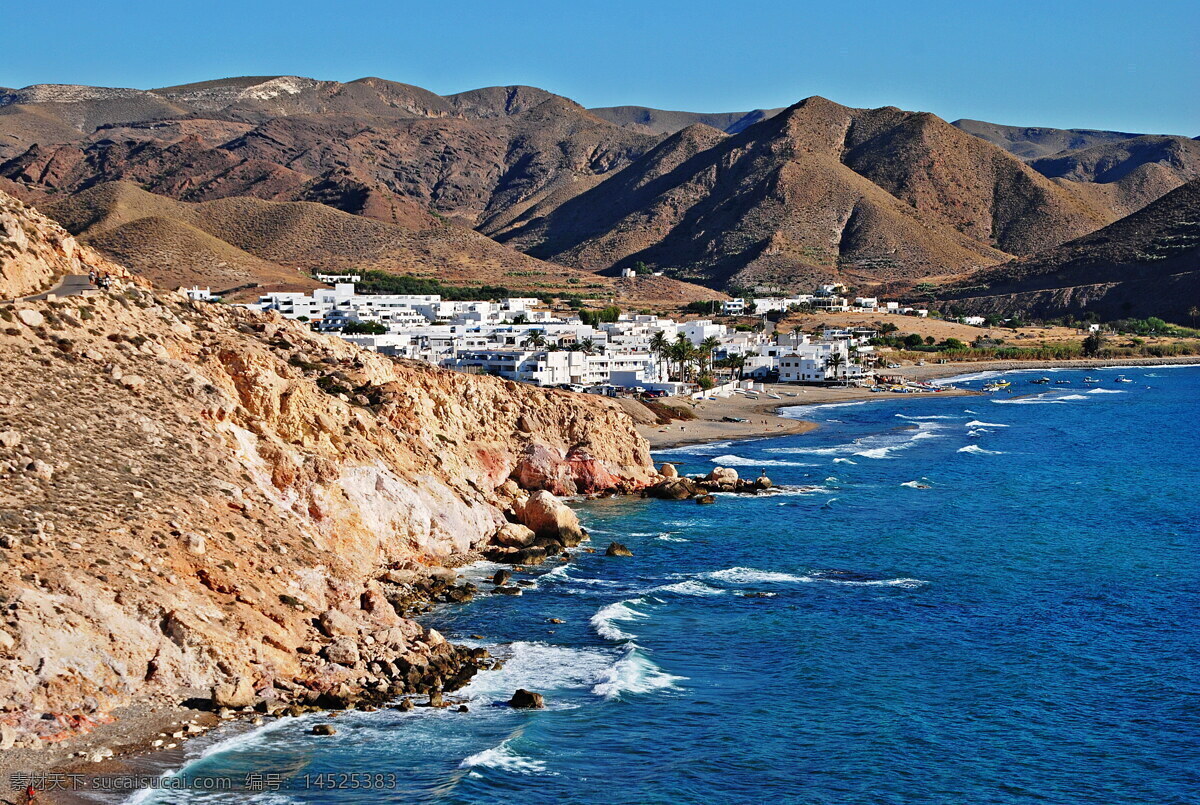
[[342, 321, 387, 335], [700, 336, 721, 374], [1082, 331, 1106, 357], [825, 353, 846, 384]]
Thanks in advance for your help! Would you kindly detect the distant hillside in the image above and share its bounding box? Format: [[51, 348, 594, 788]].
[[496, 97, 1113, 289], [44, 181, 720, 303], [952, 119, 1145, 160], [1, 74, 1192, 295], [589, 106, 784, 135], [939, 179, 1200, 322]]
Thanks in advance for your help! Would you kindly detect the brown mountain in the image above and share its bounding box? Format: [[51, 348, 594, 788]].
[[42, 181, 720, 304], [589, 105, 785, 135], [940, 179, 1200, 322], [952, 119, 1145, 160], [0, 76, 1189, 296], [494, 97, 1113, 289]]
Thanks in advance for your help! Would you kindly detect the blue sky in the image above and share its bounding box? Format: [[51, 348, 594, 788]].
[[5, 0, 1197, 135]]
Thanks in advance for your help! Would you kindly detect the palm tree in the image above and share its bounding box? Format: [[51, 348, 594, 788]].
[[700, 336, 721, 374], [650, 331, 670, 382], [579, 337, 596, 355], [825, 353, 846, 384], [669, 337, 696, 382], [522, 331, 547, 349], [790, 325, 804, 346]]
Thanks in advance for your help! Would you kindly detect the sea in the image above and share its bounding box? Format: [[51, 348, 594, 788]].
[[122, 365, 1200, 804]]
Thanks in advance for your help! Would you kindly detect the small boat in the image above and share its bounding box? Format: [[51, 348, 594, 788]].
[[1083, 377, 1099, 383], [1054, 379, 1071, 385], [766, 392, 782, 399], [982, 380, 1011, 392], [1114, 375, 1133, 383], [1029, 377, 1050, 385]]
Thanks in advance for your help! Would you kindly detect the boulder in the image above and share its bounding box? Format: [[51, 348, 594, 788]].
[[318, 609, 358, 637], [753, 475, 773, 490], [322, 637, 361, 666], [494, 523, 536, 548], [212, 677, 256, 708], [605, 542, 633, 557], [695, 494, 716, 505], [516, 490, 585, 545], [492, 569, 512, 586], [16, 309, 44, 328], [27, 459, 54, 481], [493, 586, 523, 596], [185, 534, 206, 555], [0, 431, 21, 449], [647, 477, 697, 500], [312, 724, 337, 736], [660, 463, 679, 478], [508, 689, 545, 709], [704, 467, 739, 489]]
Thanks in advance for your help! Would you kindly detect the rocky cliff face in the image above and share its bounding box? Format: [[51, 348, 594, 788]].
[[0, 192, 127, 299], [0, 190, 657, 751]]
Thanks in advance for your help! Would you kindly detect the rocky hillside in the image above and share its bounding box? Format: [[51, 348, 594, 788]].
[[0, 189, 660, 754], [938, 179, 1200, 321], [1, 75, 1194, 295], [495, 97, 1113, 289]]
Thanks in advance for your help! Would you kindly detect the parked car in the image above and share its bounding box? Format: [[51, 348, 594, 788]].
[[640, 389, 668, 398]]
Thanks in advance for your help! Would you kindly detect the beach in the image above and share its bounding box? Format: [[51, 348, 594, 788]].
[[636, 356, 1200, 449]]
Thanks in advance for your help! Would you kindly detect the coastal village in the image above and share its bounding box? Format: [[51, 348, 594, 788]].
[[214, 276, 948, 397]]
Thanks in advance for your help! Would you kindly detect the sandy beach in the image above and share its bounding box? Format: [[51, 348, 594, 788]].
[[636, 356, 1200, 449]]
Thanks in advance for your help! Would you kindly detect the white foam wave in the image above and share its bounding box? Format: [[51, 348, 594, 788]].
[[650, 580, 725, 597], [1057, 394, 1090, 401], [653, 439, 738, 456], [459, 642, 616, 702], [592, 645, 685, 699], [780, 400, 870, 418], [832, 457, 856, 464], [992, 393, 1070, 405], [768, 421, 944, 460], [656, 533, 690, 542], [900, 480, 930, 488], [700, 566, 928, 588], [958, 445, 1003, 455], [896, 414, 960, 420], [965, 420, 1008, 427], [590, 599, 647, 641], [461, 739, 550, 775], [1087, 388, 1126, 394], [710, 454, 813, 467]]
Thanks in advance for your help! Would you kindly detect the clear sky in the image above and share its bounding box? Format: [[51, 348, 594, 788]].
[[5, 0, 1197, 135]]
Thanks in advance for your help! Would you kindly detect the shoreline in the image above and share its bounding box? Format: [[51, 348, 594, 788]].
[[638, 356, 1200, 450]]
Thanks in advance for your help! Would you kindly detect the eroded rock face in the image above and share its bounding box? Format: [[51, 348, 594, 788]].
[[510, 443, 625, 496], [0, 187, 656, 747]]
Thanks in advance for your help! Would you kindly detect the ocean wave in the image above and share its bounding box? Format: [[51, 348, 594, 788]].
[[832, 457, 856, 464], [592, 645, 686, 699], [900, 480, 931, 488], [966, 428, 987, 437], [779, 400, 870, 419], [650, 580, 726, 596], [992, 393, 1072, 405], [767, 421, 944, 460], [656, 533, 690, 542], [958, 445, 1003, 455], [700, 566, 928, 588], [590, 599, 647, 641], [459, 642, 616, 703], [653, 439, 740, 456], [1057, 394, 1090, 401], [461, 739, 551, 775], [965, 420, 1008, 428], [710, 454, 814, 467], [896, 414, 960, 420], [1087, 388, 1126, 394]]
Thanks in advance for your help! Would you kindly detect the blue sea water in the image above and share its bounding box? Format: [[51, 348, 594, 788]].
[[130, 366, 1200, 804]]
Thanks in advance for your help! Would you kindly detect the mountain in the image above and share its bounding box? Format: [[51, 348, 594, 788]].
[[494, 97, 1114, 289], [939, 179, 1200, 322], [1, 75, 1191, 296], [952, 119, 1145, 160], [589, 105, 785, 135], [41, 181, 720, 303]]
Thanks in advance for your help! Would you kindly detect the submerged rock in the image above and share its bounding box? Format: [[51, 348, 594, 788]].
[[312, 724, 337, 736], [605, 542, 633, 557], [647, 477, 698, 500], [695, 494, 716, 505]]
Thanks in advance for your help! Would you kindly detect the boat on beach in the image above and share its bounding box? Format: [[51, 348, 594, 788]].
[[982, 380, 1011, 392]]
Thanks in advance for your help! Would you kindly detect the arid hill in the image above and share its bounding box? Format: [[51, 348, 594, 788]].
[[2, 75, 1195, 295], [589, 105, 785, 135], [939, 179, 1200, 321], [0, 187, 661, 762], [42, 181, 722, 304], [495, 97, 1116, 289], [951, 119, 1146, 161]]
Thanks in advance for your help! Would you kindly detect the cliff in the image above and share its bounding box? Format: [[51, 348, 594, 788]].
[[0, 189, 657, 753]]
